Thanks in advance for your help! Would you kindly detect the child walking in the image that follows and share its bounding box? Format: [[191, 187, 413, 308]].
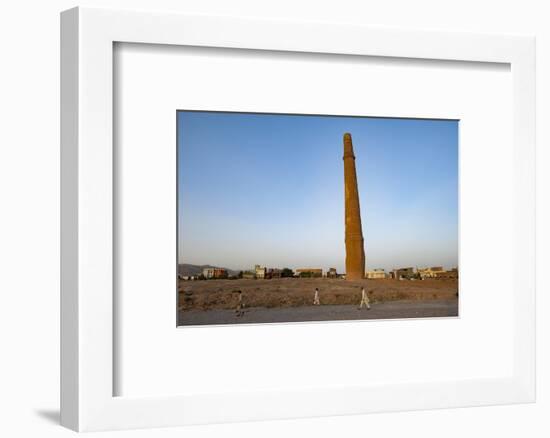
[[235, 290, 245, 317]]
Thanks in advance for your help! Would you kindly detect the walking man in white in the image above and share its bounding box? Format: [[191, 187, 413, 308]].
[[358, 287, 371, 310], [313, 288, 320, 305]]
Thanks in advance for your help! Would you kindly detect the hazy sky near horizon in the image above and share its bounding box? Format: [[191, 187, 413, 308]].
[[177, 111, 458, 272]]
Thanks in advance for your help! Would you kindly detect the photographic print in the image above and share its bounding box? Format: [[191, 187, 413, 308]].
[[177, 111, 458, 326]]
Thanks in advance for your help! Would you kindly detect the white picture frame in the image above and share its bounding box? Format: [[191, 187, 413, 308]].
[[61, 6, 535, 432]]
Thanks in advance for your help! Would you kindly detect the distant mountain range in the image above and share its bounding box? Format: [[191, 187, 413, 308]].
[[178, 263, 240, 277]]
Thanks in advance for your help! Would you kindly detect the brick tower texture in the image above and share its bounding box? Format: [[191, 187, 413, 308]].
[[343, 133, 365, 280]]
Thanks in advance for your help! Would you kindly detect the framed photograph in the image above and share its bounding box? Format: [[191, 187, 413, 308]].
[[176, 111, 459, 326], [61, 7, 535, 432]]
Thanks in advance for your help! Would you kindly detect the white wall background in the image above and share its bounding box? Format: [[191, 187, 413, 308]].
[[0, 1, 548, 437]]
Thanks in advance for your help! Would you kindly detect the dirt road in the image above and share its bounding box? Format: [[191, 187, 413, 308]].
[[178, 298, 458, 326]]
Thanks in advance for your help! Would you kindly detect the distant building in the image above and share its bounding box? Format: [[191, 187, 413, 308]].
[[417, 267, 458, 279], [202, 267, 227, 279], [267, 268, 282, 279], [390, 267, 415, 280], [242, 266, 284, 279], [255, 265, 267, 279], [295, 268, 323, 278], [366, 268, 387, 279], [326, 267, 338, 278], [435, 268, 459, 279], [417, 266, 445, 279]]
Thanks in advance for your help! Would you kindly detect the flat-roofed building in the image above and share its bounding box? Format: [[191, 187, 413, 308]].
[[417, 266, 445, 279], [366, 268, 387, 279], [435, 268, 458, 279], [326, 267, 338, 278], [390, 267, 415, 280], [255, 265, 267, 279], [202, 267, 228, 279], [295, 268, 323, 278]]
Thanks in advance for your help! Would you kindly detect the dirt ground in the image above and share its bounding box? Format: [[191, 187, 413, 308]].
[[178, 277, 458, 311]]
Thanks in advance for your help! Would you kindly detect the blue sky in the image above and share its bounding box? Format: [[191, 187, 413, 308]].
[[177, 111, 458, 273]]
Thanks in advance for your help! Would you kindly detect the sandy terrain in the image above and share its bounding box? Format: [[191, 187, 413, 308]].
[[178, 298, 458, 326], [178, 277, 458, 311]]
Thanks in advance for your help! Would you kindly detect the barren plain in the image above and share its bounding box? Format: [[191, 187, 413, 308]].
[[178, 278, 458, 325]]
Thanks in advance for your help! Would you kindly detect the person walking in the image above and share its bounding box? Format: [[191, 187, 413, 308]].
[[235, 290, 245, 317], [313, 288, 320, 305], [358, 287, 371, 310]]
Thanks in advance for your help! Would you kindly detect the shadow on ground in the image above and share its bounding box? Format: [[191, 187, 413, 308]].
[[35, 409, 59, 424]]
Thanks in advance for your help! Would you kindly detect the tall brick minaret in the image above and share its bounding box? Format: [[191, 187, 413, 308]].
[[343, 133, 365, 280]]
